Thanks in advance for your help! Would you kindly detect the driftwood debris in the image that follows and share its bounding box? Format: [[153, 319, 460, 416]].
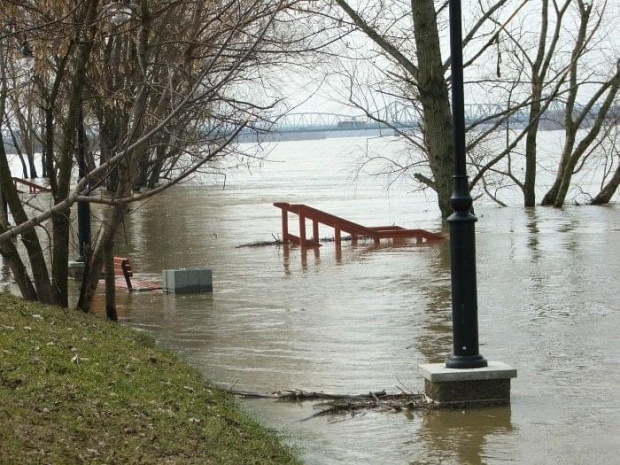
[[235, 239, 284, 248], [229, 388, 429, 418]]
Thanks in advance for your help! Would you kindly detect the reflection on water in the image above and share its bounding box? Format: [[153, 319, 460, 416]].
[[2, 137, 619, 464], [415, 407, 514, 465]]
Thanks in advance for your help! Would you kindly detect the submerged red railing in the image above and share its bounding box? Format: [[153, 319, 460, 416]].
[[12, 177, 51, 194], [273, 202, 442, 247]]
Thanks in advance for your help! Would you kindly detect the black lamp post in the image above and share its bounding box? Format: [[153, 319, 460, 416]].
[[445, 0, 488, 369], [76, 102, 91, 262]]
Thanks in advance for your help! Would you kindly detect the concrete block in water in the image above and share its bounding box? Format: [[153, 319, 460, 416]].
[[68, 261, 85, 280], [419, 361, 517, 407], [162, 268, 213, 294]]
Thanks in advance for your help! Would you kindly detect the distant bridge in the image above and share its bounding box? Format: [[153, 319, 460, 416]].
[[241, 102, 530, 136], [238, 100, 616, 136]]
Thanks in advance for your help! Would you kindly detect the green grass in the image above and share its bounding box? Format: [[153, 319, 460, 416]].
[[0, 293, 301, 464]]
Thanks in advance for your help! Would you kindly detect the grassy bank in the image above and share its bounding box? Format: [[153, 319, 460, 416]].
[[0, 293, 300, 464]]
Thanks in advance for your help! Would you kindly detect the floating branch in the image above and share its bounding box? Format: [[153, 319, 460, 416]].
[[235, 239, 284, 248]]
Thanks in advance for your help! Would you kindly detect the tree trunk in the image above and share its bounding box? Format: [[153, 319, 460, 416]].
[[129, 139, 150, 191], [334, 0, 454, 218], [543, 71, 619, 207], [40, 110, 47, 178], [523, 93, 542, 207], [78, 233, 105, 313], [40, 148, 47, 178], [135, 158, 149, 191], [552, 153, 581, 207], [0, 141, 54, 303], [16, 151, 29, 179], [147, 159, 163, 188], [5, 121, 29, 178], [27, 154, 38, 179], [411, 0, 454, 218], [0, 230, 38, 300], [103, 241, 118, 321], [590, 163, 620, 205], [13, 96, 38, 179], [50, 0, 100, 306], [78, 202, 128, 313], [541, 121, 578, 206], [51, 208, 71, 306], [78, 173, 130, 313], [21, 123, 37, 179], [99, 117, 121, 191], [523, 0, 552, 207], [0, 60, 54, 303]]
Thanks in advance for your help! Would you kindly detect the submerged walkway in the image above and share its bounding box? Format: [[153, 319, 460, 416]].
[[274, 202, 442, 247]]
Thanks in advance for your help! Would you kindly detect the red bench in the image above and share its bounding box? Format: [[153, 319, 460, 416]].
[[101, 257, 161, 292]]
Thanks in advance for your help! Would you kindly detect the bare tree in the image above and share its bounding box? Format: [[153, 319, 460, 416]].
[[538, 2, 619, 206], [320, 0, 618, 212], [0, 0, 322, 311], [314, 0, 533, 217]]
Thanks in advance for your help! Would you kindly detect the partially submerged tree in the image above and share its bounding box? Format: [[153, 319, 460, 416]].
[[323, 0, 618, 212], [539, 1, 619, 206], [0, 0, 319, 312], [590, 113, 620, 204], [324, 0, 460, 217], [490, 0, 619, 207]]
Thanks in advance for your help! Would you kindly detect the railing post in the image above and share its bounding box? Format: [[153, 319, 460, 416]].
[[281, 209, 288, 242], [313, 220, 319, 244], [76, 102, 91, 263], [299, 213, 307, 247]]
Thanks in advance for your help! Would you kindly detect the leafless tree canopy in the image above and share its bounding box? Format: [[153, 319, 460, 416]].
[[318, 0, 618, 211], [0, 0, 332, 309]]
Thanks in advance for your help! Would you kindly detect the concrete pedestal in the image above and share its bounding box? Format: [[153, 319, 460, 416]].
[[162, 268, 212, 294], [419, 361, 516, 407]]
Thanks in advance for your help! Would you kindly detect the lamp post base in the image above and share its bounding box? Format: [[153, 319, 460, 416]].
[[419, 361, 516, 407], [446, 354, 488, 369]]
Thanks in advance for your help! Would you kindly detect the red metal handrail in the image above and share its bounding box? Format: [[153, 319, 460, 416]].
[[12, 177, 51, 194], [274, 202, 442, 248]]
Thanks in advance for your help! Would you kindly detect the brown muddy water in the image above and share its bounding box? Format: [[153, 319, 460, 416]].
[[4, 134, 620, 464]]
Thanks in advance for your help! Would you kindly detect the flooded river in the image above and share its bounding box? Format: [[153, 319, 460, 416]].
[[4, 134, 620, 463]]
